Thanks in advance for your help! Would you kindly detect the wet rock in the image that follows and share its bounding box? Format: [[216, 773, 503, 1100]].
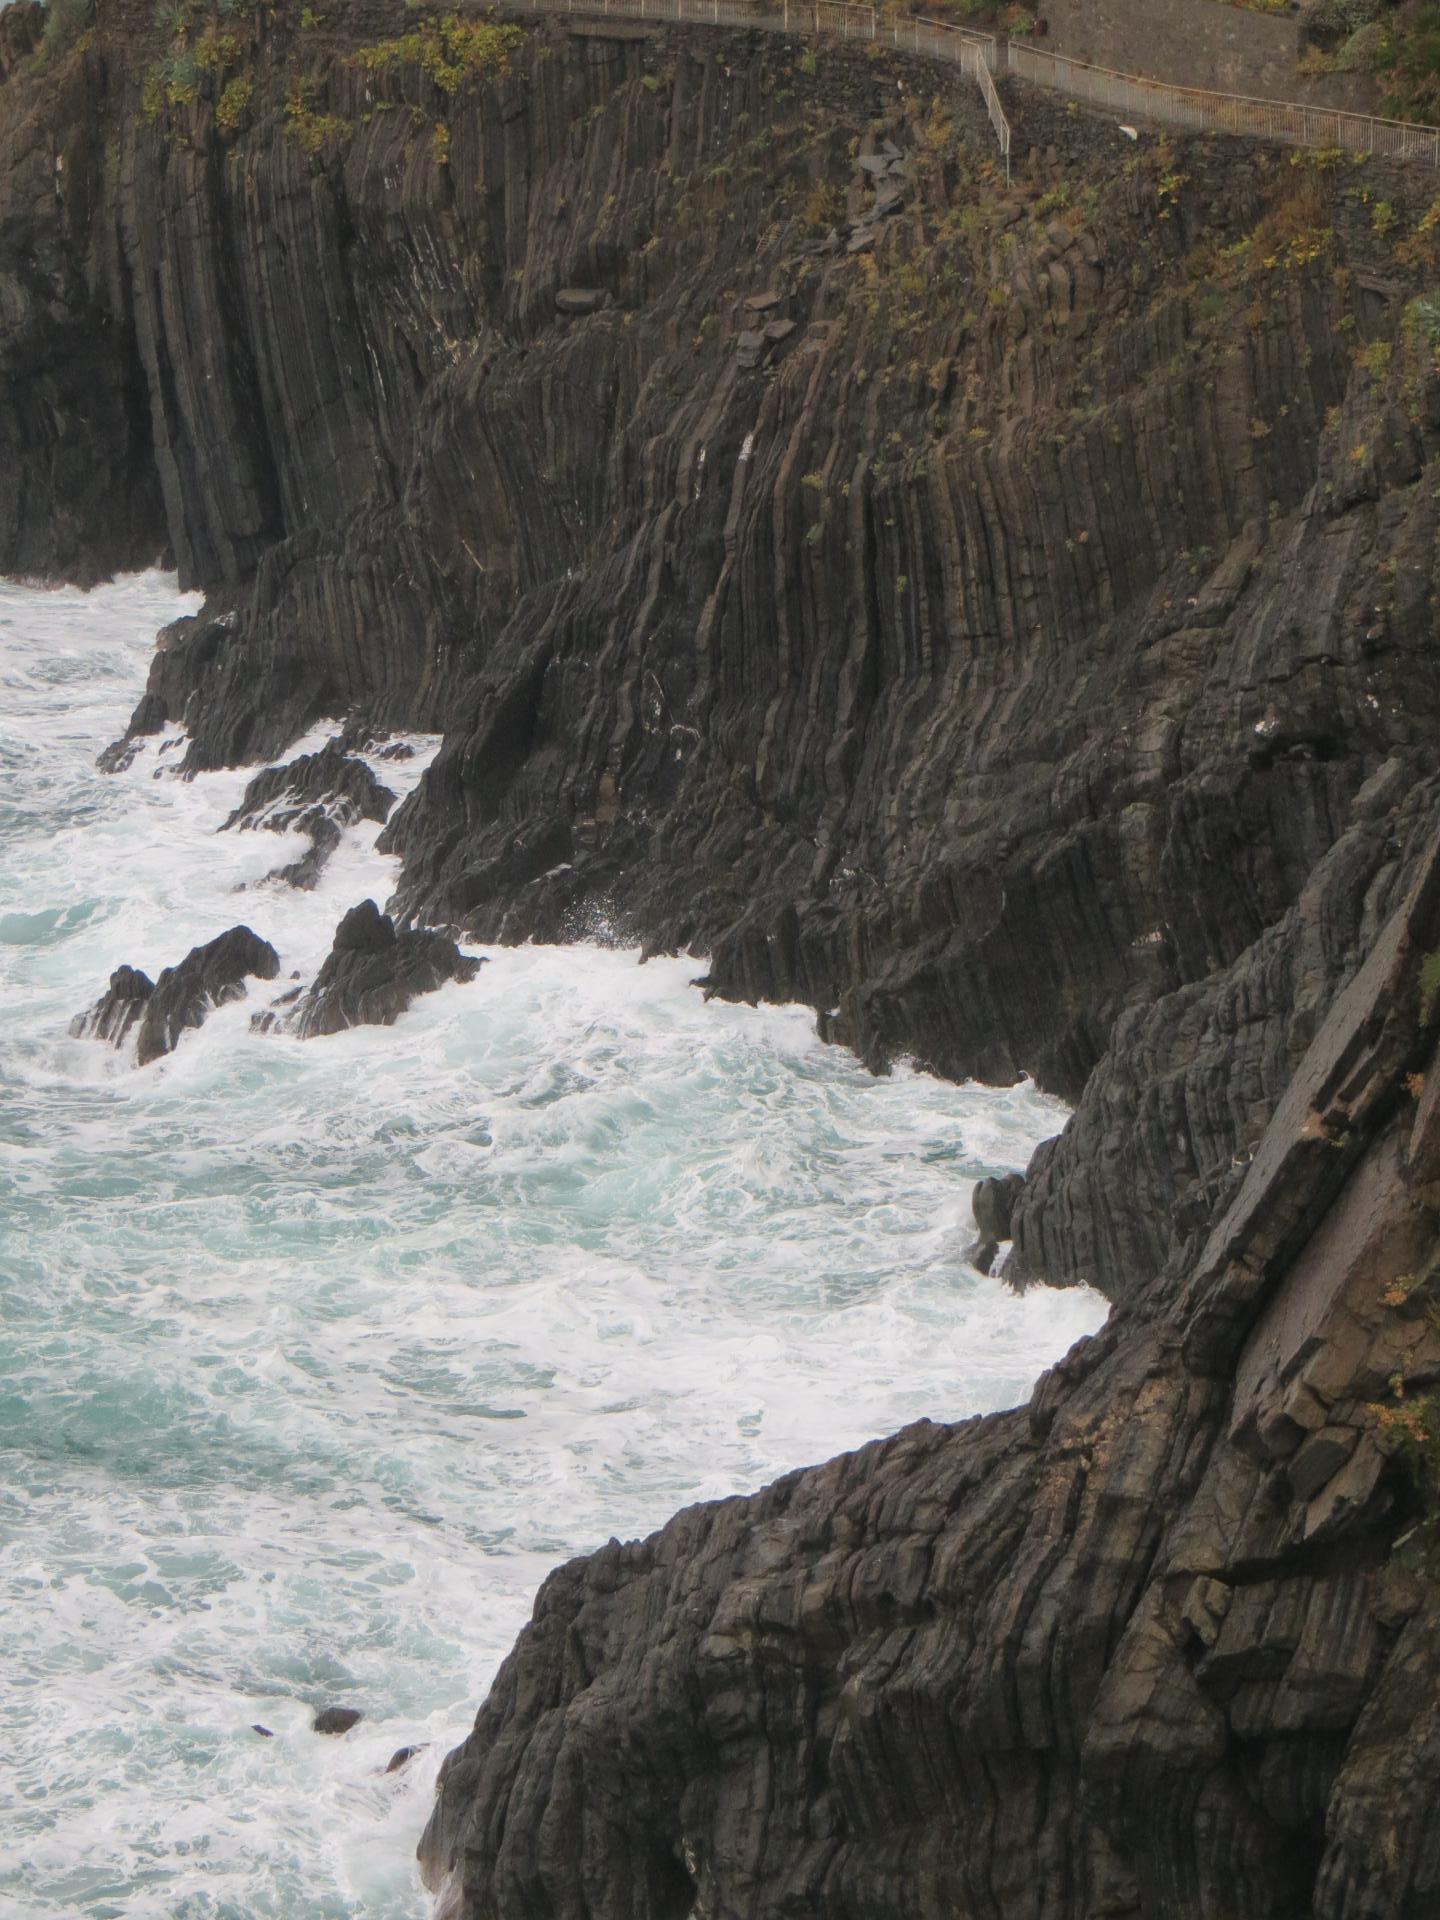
[[313, 1706, 363, 1736], [966, 1171, 1024, 1272], [973, 1171, 1024, 1243], [386, 1743, 429, 1774], [72, 928, 279, 1064], [222, 738, 395, 835], [132, 927, 280, 1065], [69, 963, 155, 1049], [263, 900, 481, 1039], [222, 739, 395, 891]]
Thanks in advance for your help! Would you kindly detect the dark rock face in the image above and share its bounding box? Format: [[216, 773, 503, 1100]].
[[419, 817, 1440, 1920], [69, 963, 154, 1049], [967, 1169, 1024, 1275], [221, 737, 396, 890], [12, 6, 1440, 1915], [134, 926, 281, 1064], [257, 899, 480, 1038], [12, 7, 1440, 1100], [71, 927, 279, 1063], [0, 5, 166, 585]]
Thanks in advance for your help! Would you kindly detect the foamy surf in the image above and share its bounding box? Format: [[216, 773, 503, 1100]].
[[0, 574, 1107, 1917]]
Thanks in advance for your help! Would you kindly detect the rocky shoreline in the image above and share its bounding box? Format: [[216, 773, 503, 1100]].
[[6, 0, 1440, 1910]]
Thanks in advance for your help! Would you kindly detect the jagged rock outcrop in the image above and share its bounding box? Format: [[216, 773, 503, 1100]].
[[966, 1167, 1023, 1273], [221, 736, 396, 889], [71, 924, 280, 1063], [419, 816, 1440, 1920], [69, 962, 155, 1050], [9, 1, 1439, 1098], [254, 897, 480, 1037], [10, 2, 1440, 1913]]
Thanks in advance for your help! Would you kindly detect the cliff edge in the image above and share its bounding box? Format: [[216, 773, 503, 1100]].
[[5, 1, 1440, 1911]]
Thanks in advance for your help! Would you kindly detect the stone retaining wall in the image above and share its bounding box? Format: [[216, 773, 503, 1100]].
[[1040, 0, 1375, 112]]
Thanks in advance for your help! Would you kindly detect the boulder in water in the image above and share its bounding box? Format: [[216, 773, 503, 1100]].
[[385, 1742, 428, 1774], [313, 1706, 363, 1736], [257, 900, 481, 1039], [71, 928, 279, 1065], [973, 1171, 1024, 1242], [134, 927, 280, 1065], [966, 1171, 1026, 1275], [69, 963, 155, 1049]]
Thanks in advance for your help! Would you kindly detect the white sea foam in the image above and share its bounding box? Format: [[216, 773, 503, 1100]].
[[0, 574, 1108, 1917]]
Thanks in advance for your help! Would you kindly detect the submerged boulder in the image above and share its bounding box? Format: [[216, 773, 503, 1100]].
[[72, 927, 280, 1064], [255, 900, 481, 1039], [313, 1706, 363, 1736], [222, 739, 396, 891]]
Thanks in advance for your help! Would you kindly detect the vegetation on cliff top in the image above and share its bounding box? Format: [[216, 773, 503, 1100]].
[[352, 13, 525, 90]]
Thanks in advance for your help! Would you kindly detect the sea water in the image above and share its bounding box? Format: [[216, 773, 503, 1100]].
[[0, 575, 1107, 1919]]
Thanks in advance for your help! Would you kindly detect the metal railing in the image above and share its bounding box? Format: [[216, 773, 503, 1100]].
[[1007, 42, 1440, 167], [973, 44, 1010, 179], [514, 0, 994, 60], [496, 0, 1438, 169], [498, 0, 1012, 164]]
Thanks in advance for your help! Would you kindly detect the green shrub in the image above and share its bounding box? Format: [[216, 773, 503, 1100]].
[[216, 71, 253, 131], [1307, 0, 1381, 46], [42, 0, 95, 60], [1380, 3, 1440, 118], [352, 15, 525, 93], [162, 44, 200, 103]]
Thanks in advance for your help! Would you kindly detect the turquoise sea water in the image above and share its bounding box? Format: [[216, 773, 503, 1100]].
[[0, 575, 1107, 1918]]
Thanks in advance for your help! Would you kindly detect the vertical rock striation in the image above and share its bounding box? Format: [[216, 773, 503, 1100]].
[[419, 810, 1440, 1920], [7, 4, 1440, 1912]]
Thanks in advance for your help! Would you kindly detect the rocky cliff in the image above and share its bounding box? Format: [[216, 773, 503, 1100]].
[[6, 0, 1440, 1912]]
